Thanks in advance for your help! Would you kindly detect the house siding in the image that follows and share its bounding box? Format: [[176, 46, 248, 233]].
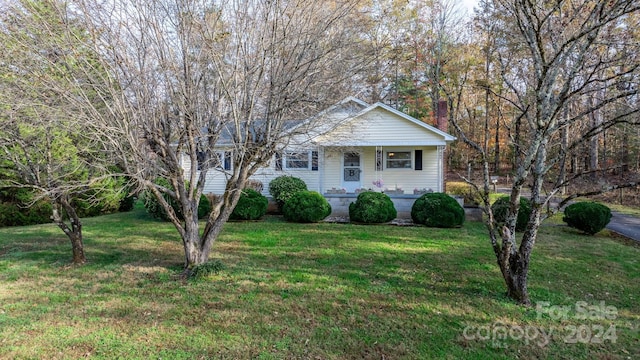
[[184, 154, 321, 196], [315, 108, 444, 146]]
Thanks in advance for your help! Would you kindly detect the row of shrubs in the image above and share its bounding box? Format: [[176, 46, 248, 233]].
[[491, 196, 612, 235], [267, 176, 467, 227], [261, 176, 613, 233], [142, 175, 613, 234]]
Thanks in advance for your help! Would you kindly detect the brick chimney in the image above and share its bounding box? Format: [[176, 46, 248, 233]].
[[436, 99, 448, 133]]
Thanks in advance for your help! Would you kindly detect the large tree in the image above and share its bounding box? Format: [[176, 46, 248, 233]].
[[455, 0, 640, 305], [51, 0, 366, 271], [0, 0, 119, 264]]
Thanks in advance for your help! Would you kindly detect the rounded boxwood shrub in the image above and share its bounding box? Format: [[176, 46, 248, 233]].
[[283, 191, 331, 223], [411, 192, 464, 228], [349, 191, 397, 224], [197, 195, 212, 219], [268, 176, 307, 211], [230, 188, 268, 220], [563, 201, 612, 235], [143, 178, 211, 221], [491, 196, 532, 232]]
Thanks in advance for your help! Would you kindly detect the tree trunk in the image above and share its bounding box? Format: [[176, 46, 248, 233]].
[[495, 202, 533, 306], [621, 130, 630, 173], [181, 177, 247, 271], [493, 110, 500, 174], [513, 115, 522, 172], [559, 108, 569, 195], [496, 201, 544, 306], [589, 96, 601, 178], [182, 217, 202, 269], [500, 257, 530, 305], [51, 196, 86, 265], [69, 232, 86, 265]]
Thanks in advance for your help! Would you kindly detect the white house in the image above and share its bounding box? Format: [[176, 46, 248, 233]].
[[182, 97, 455, 206]]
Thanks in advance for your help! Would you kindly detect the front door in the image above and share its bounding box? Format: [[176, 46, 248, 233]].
[[342, 152, 362, 193]]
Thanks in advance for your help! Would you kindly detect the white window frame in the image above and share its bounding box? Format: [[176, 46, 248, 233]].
[[284, 151, 311, 170], [215, 150, 232, 171], [195, 150, 232, 171], [385, 150, 412, 170]]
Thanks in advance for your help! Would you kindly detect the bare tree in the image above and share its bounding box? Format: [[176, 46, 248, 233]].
[[0, 0, 121, 264], [454, 0, 640, 305], [51, 0, 365, 272]]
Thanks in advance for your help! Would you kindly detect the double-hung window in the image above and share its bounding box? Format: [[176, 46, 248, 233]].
[[197, 150, 231, 171], [285, 152, 310, 170], [277, 151, 319, 171], [386, 151, 412, 169]]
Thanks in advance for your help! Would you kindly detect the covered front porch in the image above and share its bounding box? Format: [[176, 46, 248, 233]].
[[317, 145, 445, 196]]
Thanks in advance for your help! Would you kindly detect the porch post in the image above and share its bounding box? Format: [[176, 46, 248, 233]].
[[437, 145, 445, 192], [318, 146, 325, 194]]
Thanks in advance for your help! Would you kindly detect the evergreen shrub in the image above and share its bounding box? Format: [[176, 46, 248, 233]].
[[491, 196, 532, 232], [268, 176, 307, 211], [411, 192, 464, 228], [283, 191, 331, 223], [0, 188, 52, 227], [143, 178, 211, 221], [563, 202, 612, 235], [348, 191, 397, 224], [230, 188, 268, 220]]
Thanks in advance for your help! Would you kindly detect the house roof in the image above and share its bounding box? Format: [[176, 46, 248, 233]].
[[210, 97, 456, 148]]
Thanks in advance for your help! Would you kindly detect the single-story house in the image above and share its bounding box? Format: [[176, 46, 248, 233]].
[[181, 97, 456, 215]]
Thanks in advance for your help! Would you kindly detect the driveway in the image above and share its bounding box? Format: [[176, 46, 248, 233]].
[[607, 212, 640, 242]]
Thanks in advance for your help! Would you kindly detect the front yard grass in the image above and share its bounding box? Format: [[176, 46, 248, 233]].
[[0, 205, 638, 359]]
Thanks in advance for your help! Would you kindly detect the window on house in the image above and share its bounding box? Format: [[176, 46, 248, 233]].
[[198, 150, 231, 171], [285, 152, 310, 170], [386, 151, 412, 169], [279, 151, 319, 171], [221, 151, 232, 171], [196, 150, 206, 171]]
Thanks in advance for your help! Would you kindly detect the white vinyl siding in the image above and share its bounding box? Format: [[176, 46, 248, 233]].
[[315, 108, 446, 146]]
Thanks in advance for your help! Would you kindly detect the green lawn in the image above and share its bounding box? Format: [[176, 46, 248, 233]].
[[0, 206, 638, 359]]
